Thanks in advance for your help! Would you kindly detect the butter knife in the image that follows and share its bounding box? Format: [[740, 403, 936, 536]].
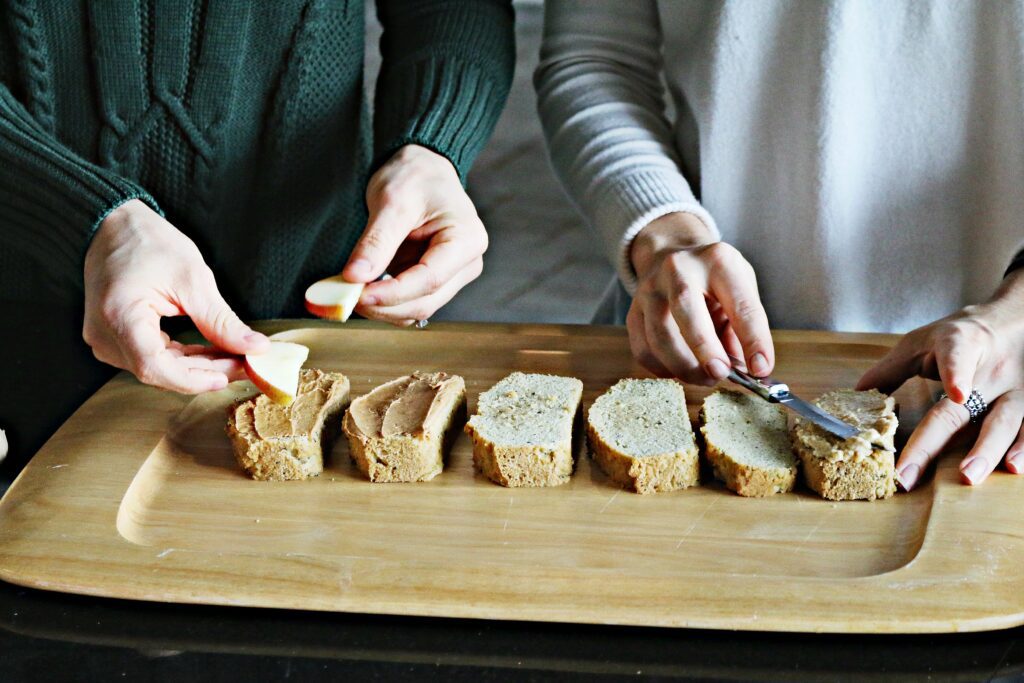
[[726, 364, 893, 451]]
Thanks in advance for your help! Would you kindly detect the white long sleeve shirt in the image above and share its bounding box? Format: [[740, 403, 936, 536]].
[[536, 0, 1024, 332]]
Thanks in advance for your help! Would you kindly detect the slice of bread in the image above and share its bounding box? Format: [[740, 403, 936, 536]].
[[586, 379, 699, 494], [343, 371, 466, 482], [699, 389, 797, 497], [465, 372, 583, 487], [226, 369, 350, 481], [791, 389, 898, 501]]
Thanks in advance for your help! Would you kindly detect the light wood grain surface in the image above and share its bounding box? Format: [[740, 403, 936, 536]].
[[1, 321, 1022, 633]]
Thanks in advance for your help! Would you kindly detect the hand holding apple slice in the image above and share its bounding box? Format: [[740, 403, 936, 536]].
[[304, 275, 364, 322], [243, 341, 309, 406]]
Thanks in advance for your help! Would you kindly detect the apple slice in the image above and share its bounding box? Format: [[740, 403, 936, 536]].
[[243, 341, 310, 406], [304, 275, 364, 322]]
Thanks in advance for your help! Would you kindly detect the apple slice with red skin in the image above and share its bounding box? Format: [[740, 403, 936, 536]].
[[304, 275, 364, 322], [243, 341, 309, 406]]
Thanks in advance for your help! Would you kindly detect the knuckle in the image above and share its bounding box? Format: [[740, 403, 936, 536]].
[[669, 276, 693, 300], [730, 298, 762, 325], [636, 278, 658, 297], [899, 447, 930, 468], [417, 264, 444, 294], [374, 183, 405, 209], [476, 224, 489, 253], [82, 323, 99, 348], [687, 334, 713, 354], [932, 402, 966, 432], [207, 305, 238, 336], [703, 241, 738, 269], [666, 251, 694, 275], [133, 358, 161, 386], [627, 332, 645, 359], [410, 304, 435, 321], [98, 294, 124, 326], [359, 229, 389, 253], [985, 410, 1014, 432]]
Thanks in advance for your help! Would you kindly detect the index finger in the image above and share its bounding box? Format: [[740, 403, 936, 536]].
[[363, 227, 486, 307], [855, 341, 920, 395], [708, 263, 774, 376]]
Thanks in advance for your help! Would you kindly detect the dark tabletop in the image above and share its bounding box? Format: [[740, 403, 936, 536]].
[[1, 301, 1023, 683]]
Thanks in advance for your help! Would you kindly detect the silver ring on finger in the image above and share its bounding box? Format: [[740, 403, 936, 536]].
[[939, 389, 988, 423], [414, 319, 429, 329]]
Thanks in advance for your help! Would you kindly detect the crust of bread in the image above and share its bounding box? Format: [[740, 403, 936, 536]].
[[794, 442, 896, 501], [226, 370, 350, 481], [791, 389, 898, 501], [701, 435, 796, 497], [586, 421, 699, 494], [343, 390, 466, 483], [468, 432, 577, 487], [466, 373, 583, 488], [698, 392, 797, 497], [585, 379, 699, 494]]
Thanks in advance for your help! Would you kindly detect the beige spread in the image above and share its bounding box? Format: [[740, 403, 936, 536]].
[[227, 368, 351, 481], [235, 369, 348, 443], [793, 389, 897, 463], [348, 371, 463, 439]]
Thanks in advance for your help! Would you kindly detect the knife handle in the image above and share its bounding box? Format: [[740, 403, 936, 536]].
[[727, 367, 790, 402]]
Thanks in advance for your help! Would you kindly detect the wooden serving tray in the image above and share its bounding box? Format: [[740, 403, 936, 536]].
[[2, 322, 1022, 633]]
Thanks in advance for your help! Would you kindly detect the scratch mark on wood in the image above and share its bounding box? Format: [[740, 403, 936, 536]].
[[502, 496, 514, 533], [675, 497, 719, 550], [599, 490, 621, 514]]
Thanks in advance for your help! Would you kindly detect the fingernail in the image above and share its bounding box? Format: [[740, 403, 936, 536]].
[[749, 353, 769, 376], [349, 258, 374, 277], [897, 463, 921, 491], [705, 358, 730, 380], [1007, 453, 1022, 474], [961, 458, 986, 485]]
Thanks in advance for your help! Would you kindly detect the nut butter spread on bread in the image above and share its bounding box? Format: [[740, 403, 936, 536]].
[[587, 379, 699, 494], [343, 371, 466, 483], [465, 372, 583, 487], [791, 388, 898, 501], [226, 369, 350, 481], [700, 389, 797, 497]]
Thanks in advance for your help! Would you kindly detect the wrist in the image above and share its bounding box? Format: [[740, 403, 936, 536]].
[[385, 144, 458, 180], [990, 269, 1024, 325], [630, 212, 718, 278], [95, 198, 152, 239]]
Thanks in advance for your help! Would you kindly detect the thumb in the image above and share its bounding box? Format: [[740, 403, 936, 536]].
[[182, 275, 269, 355], [342, 203, 415, 284]]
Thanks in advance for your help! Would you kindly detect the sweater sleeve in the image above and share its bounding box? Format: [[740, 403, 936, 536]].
[[534, 0, 718, 294], [0, 85, 159, 294], [373, 0, 515, 183]]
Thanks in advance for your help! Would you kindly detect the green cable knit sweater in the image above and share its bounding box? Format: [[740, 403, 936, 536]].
[[0, 0, 514, 318]]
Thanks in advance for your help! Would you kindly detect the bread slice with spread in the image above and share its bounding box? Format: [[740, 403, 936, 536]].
[[791, 389, 898, 501]]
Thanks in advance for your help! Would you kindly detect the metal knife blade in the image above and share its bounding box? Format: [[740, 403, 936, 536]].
[[725, 364, 892, 451], [773, 392, 858, 441]]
